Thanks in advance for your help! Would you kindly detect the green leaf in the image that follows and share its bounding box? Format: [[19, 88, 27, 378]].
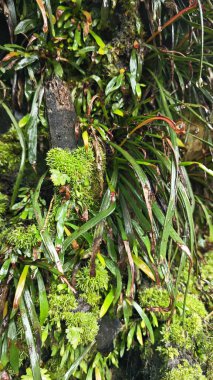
[[9, 340, 19, 374], [19, 299, 42, 380], [21, 367, 51, 380], [67, 327, 82, 349], [132, 254, 155, 281], [123, 299, 132, 327], [131, 300, 154, 344], [180, 161, 213, 177], [1, 102, 26, 207], [27, 80, 43, 164], [50, 169, 70, 186], [56, 201, 69, 241], [63, 202, 116, 252], [14, 19, 36, 34], [0, 258, 11, 281], [89, 30, 105, 48], [8, 321, 19, 374], [13, 265, 29, 310], [15, 55, 38, 70], [99, 289, 114, 318], [89, 75, 103, 90], [127, 325, 136, 350], [113, 109, 124, 116], [136, 324, 143, 346], [52, 61, 63, 78], [105, 74, 123, 96], [37, 271, 49, 325], [63, 342, 95, 380], [19, 113, 31, 127]]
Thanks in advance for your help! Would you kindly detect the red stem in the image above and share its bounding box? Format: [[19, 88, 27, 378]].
[[146, 1, 198, 44]]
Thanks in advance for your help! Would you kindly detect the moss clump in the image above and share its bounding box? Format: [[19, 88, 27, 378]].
[[81, 291, 101, 310], [48, 283, 77, 325], [156, 293, 212, 379], [75, 261, 109, 294], [0, 192, 8, 215], [46, 145, 98, 210], [139, 287, 171, 321], [65, 312, 99, 347], [21, 368, 51, 380], [0, 192, 8, 227], [161, 294, 207, 352], [177, 293, 207, 318], [0, 224, 40, 256], [201, 251, 213, 283], [46, 357, 67, 380], [161, 313, 203, 351], [200, 251, 213, 311], [48, 282, 99, 348], [162, 360, 207, 380], [7, 224, 40, 250], [0, 128, 20, 173]]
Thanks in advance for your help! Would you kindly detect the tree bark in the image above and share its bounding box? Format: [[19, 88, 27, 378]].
[[44, 77, 77, 150]]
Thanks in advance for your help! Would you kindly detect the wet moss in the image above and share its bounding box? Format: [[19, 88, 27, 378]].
[[139, 286, 171, 321], [0, 223, 40, 257], [46, 144, 104, 211], [0, 128, 20, 173]]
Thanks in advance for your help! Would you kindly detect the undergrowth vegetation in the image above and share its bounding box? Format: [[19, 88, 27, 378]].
[[0, 0, 212, 379]]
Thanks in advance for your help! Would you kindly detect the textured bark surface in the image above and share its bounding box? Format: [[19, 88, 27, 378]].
[[44, 77, 77, 150]]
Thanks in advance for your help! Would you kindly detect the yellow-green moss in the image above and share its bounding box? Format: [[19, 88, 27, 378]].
[[161, 313, 203, 351], [46, 145, 100, 210], [0, 224, 40, 256], [65, 312, 99, 347], [200, 251, 213, 311], [75, 261, 109, 294], [48, 283, 77, 325], [162, 360, 207, 380], [0, 128, 20, 173], [139, 287, 170, 321], [48, 282, 99, 348], [0, 192, 8, 215], [177, 293, 207, 318], [201, 251, 213, 283]]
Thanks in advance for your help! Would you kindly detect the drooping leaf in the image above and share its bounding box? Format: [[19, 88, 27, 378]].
[[99, 289, 114, 318], [14, 19, 36, 35], [13, 265, 29, 310]]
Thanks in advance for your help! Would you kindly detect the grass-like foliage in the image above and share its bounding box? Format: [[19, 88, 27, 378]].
[[0, 0, 212, 379]]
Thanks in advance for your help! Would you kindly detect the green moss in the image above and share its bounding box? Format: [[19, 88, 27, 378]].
[[21, 367, 52, 380], [48, 282, 99, 348], [158, 292, 210, 372], [0, 224, 40, 256], [161, 313, 203, 351], [162, 360, 207, 380], [139, 287, 170, 320], [0, 128, 20, 173], [46, 357, 67, 380], [81, 291, 101, 310], [0, 192, 8, 215], [179, 264, 198, 295], [48, 283, 77, 325], [7, 224, 40, 250], [75, 261, 109, 294], [65, 311, 99, 347], [177, 293, 207, 318], [201, 251, 213, 283], [46, 145, 100, 210]]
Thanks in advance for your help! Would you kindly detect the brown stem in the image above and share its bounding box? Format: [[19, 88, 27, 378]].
[[146, 1, 198, 44], [120, 116, 186, 147]]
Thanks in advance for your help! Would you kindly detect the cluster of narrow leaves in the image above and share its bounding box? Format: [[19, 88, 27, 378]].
[[0, 0, 213, 379]]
